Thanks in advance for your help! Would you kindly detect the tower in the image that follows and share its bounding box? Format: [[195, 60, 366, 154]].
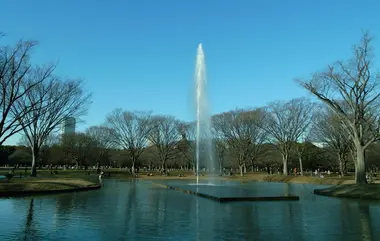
[[60, 117, 76, 136]]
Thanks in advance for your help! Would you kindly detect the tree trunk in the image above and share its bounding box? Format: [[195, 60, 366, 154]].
[[131, 153, 137, 175], [355, 146, 367, 184], [239, 165, 244, 176], [337, 152, 345, 177], [243, 163, 247, 174], [30, 146, 39, 177], [161, 160, 166, 174], [282, 153, 288, 175], [343, 160, 348, 174], [218, 153, 224, 175], [96, 161, 101, 174], [298, 156, 304, 176]]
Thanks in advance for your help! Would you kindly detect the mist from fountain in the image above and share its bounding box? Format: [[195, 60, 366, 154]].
[[194, 43, 215, 185]]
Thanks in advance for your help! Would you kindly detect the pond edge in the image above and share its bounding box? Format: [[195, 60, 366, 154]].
[[313, 184, 380, 200], [0, 184, 101, 198]]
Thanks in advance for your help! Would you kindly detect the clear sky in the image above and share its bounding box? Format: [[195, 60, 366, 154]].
[[1, 0, 380, 145]]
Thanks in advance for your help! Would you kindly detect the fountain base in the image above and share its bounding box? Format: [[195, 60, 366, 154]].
[[155, 183, 300, 202]]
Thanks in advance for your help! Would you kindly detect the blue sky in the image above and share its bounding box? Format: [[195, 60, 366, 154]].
[[1, 0, 380, 145]]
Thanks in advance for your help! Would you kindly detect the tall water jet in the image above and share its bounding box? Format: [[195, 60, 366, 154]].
[[194, 43, 215, 185]]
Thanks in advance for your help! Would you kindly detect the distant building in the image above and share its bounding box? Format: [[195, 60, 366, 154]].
[[60, 117, 76, 136]]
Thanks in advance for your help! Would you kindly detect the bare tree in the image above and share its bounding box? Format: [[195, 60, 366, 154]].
[[62, 132, 97, 167], [213, 109, 264, 176], [258, 143, 282, 173], [18, 132, 60, 148], [310, 107, 352, 176], [246, 109, 268, 172], [214, 139, 227, 175], [211, 115, 226, 174], [293, 136, 313, 176], [264, 98, 314, 175], [293, 112, 316, 176], [18, 133, 63, 167], [177, 121, 197, 171], [148, 115, 181, 173], [106, 109, 152, 173], [17, 133, 58, 167], [0, 38, 56, 145], [86, 125, 116, 171], [42, 133, 61, 147], [297, 32, 380, 184], [16, 78, 90, 176]]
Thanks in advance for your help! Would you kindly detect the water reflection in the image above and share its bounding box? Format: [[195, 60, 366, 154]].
[[196, 195, 200, 241], [23, 198, 37, 240], [281, 184, 305, 240], [55, 193, 75, 214], [358, 203, 373, 241], [116, 181, 134, 240], [240, 205, 258, 240], [0, 180, 379, 241]]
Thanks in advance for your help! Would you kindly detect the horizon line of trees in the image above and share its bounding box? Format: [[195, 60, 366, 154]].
[[1, 31, 380, 184], [1, 115, 380, 178]]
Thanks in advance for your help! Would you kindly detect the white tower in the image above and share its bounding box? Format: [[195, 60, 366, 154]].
[[61, 117, 76, 136]]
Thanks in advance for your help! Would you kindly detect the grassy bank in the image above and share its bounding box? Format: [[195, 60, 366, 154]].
[[3, 168, 380, 199], [254, 174, 355, 185], [132, 171, 359, 185], [0, 177, 100, 197], [0, 169, 380, 200], [0, 168, 371, 186], [314, 184, 380, 200]]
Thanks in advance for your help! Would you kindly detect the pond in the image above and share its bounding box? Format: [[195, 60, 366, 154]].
[[0, 179, 379, 241]]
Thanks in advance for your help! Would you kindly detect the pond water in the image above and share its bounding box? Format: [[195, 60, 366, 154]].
[[0, 179, 379, 241]]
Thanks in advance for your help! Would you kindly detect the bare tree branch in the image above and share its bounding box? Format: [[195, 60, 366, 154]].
[[17, 76, 91, 176], [296, 31, 379, 183], [0, 39, 56, 145], [86, 125, 116, 169], [148, 115, 181, 173], [61, 132, 97, 167], [106, 109, 152, 172], [177, 121, 196, 171], [310, 106, 352, 176], [263, 98, 315, 175], [212, 108, 267, 176]]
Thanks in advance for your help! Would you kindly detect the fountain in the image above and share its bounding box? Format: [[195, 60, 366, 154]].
[[194, 43, 215, 185], [154, 44, 300, 203]]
